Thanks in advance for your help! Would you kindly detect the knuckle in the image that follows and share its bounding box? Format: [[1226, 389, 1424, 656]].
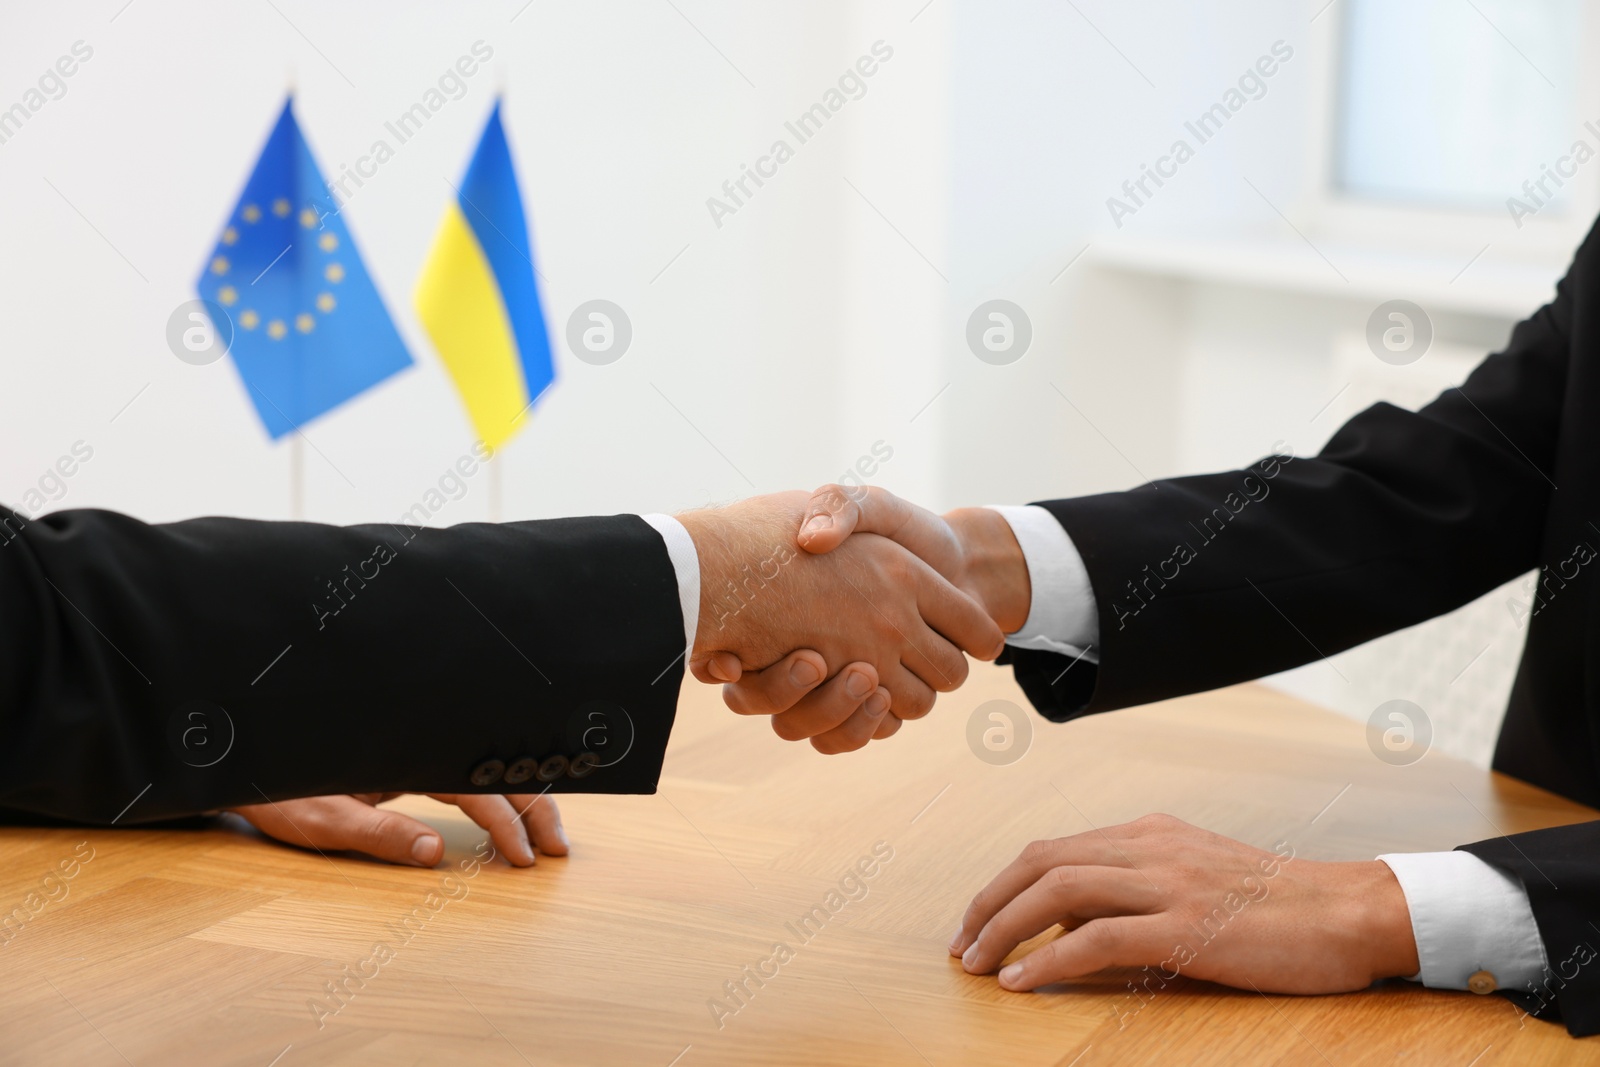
[[1020, 838, 1059, 868], [358, 813, 403, 850], [1079, 920, 1120, 954], [895, 689, 934, 720], [1044, 865, 1079, 895], [771, 715, 811, 743], [887, 555, 916, 583], [1132, 812, 1181, 834], [935, 652, 969, 691], [731, 690, 776, 716]]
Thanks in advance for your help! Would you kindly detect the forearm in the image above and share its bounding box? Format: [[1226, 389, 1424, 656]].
[[0, 507, 686, 823]]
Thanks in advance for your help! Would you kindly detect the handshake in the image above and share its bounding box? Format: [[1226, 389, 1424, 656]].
[[678, 483, 1033, 754], [227, 482, 1037, 870]]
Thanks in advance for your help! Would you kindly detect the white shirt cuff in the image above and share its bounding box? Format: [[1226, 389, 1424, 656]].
[[640, 513, 698, 653], [986, 505, 1098, 662], [1377, 850, 1548, 993]]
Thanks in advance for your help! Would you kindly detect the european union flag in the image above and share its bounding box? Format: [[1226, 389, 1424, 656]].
[[197, 97, 412, 439]]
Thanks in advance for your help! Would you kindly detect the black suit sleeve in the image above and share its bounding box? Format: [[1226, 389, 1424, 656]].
[[0, 507, 689, 824], [1458, 826, 1600, 1034], [995, 225, 1600, 1034], [1004, 228, 1579, 721]]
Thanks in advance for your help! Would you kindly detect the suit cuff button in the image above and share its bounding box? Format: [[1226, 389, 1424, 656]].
[[504, 757, 537, 785], [469, 759, 506, 786]]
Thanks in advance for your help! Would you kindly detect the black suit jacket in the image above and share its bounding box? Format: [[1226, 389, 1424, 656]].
[[1004, 218, 1600, 1034], [0, 508, 687, 823]]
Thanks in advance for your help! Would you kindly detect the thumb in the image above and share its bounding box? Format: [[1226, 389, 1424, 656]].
[[796, 483, 872, 553], [800, 485, 960, 578]]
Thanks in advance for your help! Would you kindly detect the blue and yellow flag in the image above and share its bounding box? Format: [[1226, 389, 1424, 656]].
[[415, 100, 554, 450], [197, 97, 412, 439]]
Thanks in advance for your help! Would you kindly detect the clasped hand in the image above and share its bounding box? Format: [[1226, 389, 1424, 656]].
[[689, 485, 1030, 752], [229, 486, 1010, 864]]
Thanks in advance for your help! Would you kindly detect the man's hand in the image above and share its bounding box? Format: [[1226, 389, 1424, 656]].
[[798, 485, 1032, 631], [949, 814, 1419, 995], [226, 793, 567, 868], [718, 648, 899, 754], [711, 486, 1033, 745], [679, 491, 1005, 740]]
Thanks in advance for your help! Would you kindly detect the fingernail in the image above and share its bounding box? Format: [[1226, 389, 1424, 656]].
[[865, 691, 890, 716], [962, 943, 979, 969], [707, 659, 735, 682], [557, 826, 571, 850], [789, 659, 821, 687], [999, 963, 1024, 987], [948, 929, 965, 954], [846, 671, 873, 699], [412, 835, 440, 865], [803, 514, 832, 534]]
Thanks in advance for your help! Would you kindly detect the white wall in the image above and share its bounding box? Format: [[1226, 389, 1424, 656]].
[[941, 0, 1591, 765], [4, 0, 1589, 765], [0, 0, 948, 528]]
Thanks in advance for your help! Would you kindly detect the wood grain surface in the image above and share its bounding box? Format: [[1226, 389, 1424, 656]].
[[2, 668, 1595, 1065]]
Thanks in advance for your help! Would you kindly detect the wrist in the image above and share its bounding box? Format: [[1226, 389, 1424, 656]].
[[677, 506, 800, 664], [944, 507, 1030, 634], [676, 509, 738, 659], [1349, 860, 1421, 981]]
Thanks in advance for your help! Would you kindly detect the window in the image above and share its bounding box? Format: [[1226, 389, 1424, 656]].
[[1334, 0, 1582, 213]]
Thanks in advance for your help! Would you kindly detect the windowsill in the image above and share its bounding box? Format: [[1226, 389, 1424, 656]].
[[1089, 233, 1564, 319]]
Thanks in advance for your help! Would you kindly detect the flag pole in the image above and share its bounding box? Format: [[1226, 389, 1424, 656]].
[[286, 65, 302, 522], [488, 75, 505, 525], [487, 448, 502, 522], [289, 435, 306, 520]]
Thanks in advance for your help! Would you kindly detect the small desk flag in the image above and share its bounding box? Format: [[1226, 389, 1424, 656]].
[[415, 100, 554, 450], [197, 97, 412, 439]]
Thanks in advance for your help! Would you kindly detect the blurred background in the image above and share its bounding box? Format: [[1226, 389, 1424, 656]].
[[3, 0, 1595, 766]]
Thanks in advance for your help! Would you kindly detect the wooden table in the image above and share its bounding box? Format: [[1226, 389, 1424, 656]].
[[4, 668, 1597, 1066]]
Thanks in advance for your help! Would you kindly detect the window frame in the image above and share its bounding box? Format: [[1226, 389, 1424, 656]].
[[1293, 2, 1600, 261]]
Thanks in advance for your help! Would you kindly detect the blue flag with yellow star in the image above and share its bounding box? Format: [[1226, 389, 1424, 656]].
[[197, 97, 411, 439]]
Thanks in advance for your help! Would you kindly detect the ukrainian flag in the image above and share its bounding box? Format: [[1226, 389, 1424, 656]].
[[416, 101, 554, 450]]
